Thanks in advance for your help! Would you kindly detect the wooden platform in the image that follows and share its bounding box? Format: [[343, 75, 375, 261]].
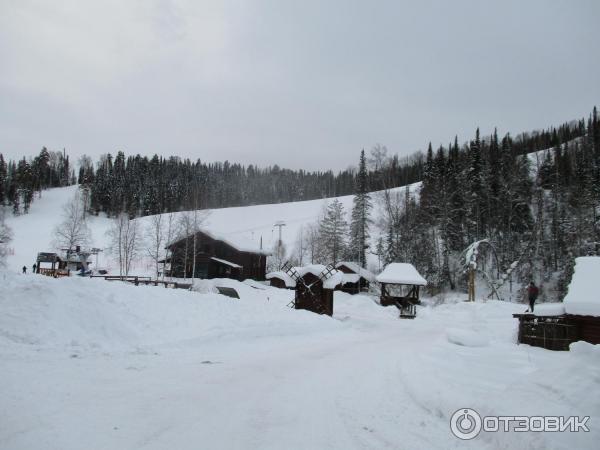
[[513, 312, 600, 350]]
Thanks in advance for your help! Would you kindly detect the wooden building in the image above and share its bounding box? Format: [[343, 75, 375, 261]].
[[166, 229, 270, 281], [376, 263, 427, 318], [36, 252, 68, 277], [335, 261, 375, 294], [293, 265, 343, 316], [36, 249, 92, 277], [514, 257, 600, 350]]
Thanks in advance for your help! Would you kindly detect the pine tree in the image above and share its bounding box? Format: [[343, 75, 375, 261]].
[[0, 154, 6, 206], [319, 199, 348, 265], [349, 150, 372, 267], [16, 158, 34, 213]]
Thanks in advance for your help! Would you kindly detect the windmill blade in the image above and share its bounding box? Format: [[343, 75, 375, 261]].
[[317, 264, 336, 282], [282, 261, 301, 282]]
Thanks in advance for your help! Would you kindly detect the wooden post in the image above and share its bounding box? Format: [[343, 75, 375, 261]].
[[468, 267, 475, 302]]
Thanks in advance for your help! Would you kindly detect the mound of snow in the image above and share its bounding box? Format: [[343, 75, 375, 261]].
[[190, 279, 219, 295], [0, 272, 333, 354], [446, 327, 489, 347]]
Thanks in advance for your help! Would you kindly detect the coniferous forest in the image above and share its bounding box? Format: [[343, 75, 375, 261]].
[[1, 108, 598, 300]]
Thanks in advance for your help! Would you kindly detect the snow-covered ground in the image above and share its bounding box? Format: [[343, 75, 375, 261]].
[[1, 271, 598, 450]]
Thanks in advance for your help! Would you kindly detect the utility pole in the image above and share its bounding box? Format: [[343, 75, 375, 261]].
[[274, 221, 286, 269]]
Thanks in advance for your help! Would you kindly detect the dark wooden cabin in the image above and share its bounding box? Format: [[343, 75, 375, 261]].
[[166, 229, 269, 281]]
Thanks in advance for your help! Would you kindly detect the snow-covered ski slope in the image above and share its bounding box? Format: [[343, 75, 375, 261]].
[[1, 272, 598, 450], [4, 183, 420, 274]]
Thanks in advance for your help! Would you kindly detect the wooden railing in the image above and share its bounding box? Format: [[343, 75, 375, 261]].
[[89, 275, 191, 289]]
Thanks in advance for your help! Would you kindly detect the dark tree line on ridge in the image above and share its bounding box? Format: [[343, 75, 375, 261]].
[[0, 114, 589, 220], [0, 148, 74, 215]]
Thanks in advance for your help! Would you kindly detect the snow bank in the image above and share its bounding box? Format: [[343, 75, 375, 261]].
[[564, 256, 600, 317], [0, 272, 330, 354]]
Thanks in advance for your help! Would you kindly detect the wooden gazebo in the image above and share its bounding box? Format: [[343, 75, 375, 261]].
[[376, 263, 427, 318]]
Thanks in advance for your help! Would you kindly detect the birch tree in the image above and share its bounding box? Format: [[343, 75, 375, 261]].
[[53, 191, 91, 250], [108, 214, 140, 277], [0, 209, 13, 267]]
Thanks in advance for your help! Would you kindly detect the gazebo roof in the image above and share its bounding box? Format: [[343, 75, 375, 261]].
[[375, 263, 427, 286]]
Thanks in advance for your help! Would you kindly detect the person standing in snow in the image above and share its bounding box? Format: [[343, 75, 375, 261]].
[[32, 263, 37, 273], [22, 265, 27, 274], [527, 281, 539, 313]]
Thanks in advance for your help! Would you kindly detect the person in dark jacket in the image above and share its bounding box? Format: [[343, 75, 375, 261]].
[[32, 263, 37, 273], [22, 265, 27, 274], [527, 281, 539, 312]]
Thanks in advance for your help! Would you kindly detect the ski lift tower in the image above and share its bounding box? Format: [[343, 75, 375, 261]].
[[274, 220, 286, 270], [91, 247, 103, 269]]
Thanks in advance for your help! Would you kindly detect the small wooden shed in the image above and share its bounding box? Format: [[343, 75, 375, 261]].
[[514, 257, 600, 350], [294, 265, 343, 316], [376, 263, 427, 318], [335, 261, 375, 294]]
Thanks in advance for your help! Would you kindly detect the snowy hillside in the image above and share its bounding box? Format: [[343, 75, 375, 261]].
[[3, 183, 419, 275], [1, 271, 598, 449]]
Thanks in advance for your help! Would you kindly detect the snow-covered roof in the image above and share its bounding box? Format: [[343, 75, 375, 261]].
[[532, 303, 566, 317], [375, 263, 427, 286], [168, 228, 271, 256], [564, 257, 600, 317], [296, 265, 343, 290], [335, 261, 376, 282], [266, 271, 297, 288], [211, 257, 243, 269], [341, 273, 361, 285]]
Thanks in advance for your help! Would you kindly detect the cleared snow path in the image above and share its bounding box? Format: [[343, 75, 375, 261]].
[[1, 275, 598, 450]]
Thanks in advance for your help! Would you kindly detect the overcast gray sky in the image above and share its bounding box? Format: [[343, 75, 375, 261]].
[[1, 0, 598, 171]]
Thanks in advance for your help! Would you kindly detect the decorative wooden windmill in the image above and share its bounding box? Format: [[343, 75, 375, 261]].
[[283, 263, 339, 316]]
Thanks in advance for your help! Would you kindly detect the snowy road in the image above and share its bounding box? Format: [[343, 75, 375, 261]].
[[2, 325, 457, 450], [1, 274, 598, 450]]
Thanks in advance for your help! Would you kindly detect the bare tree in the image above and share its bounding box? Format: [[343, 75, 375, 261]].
[[303, 222, 322, 264], [0, 209, 13, 268], [176, 209, 209, 279], [268, 240, 287, 273], [144, 212, 181, 280], [107, 214, 141, 277], [145, 214, 165, 280], [53, 192, 91, 251], [162, 212, 179, 280]]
